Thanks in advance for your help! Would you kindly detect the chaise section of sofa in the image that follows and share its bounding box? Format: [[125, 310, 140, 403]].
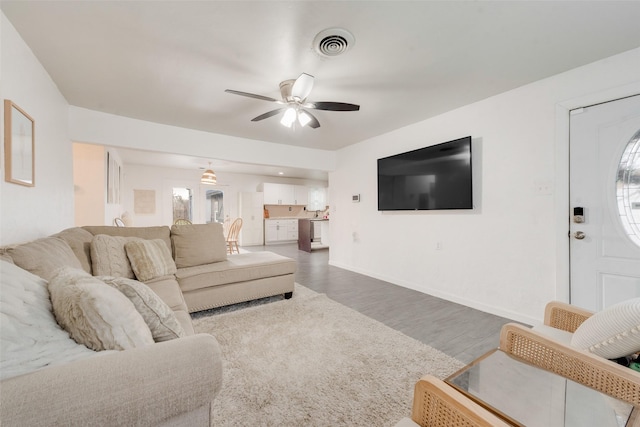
[[168, 222, 296, 312], [177, 251, 296, 312]]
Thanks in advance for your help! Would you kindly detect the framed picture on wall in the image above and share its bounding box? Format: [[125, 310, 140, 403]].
[[4, 100, 35, 187]]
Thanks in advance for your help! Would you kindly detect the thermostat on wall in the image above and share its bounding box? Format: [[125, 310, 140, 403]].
[[352, 194, 360, 203]]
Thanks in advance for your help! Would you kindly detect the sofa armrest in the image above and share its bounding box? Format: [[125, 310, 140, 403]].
[[543, 301, 593, 332], [499, 323, 640, 406], [409, 375, 511, 427], [0, 334, 222, 426]]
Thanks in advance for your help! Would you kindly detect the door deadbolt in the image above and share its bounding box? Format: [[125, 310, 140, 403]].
[[574, 231, 586, 240]]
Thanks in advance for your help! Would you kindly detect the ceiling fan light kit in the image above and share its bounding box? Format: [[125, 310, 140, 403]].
[[225, 71, 360, 130]]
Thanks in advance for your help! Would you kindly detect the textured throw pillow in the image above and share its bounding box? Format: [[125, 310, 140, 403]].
[[171, 223, 227, 268], [571, 298, 640, 359], [48, 266, 154, 351], [90, 235, 139, 278], [99, 276, 185, 342], [125, 239, 177, 282]]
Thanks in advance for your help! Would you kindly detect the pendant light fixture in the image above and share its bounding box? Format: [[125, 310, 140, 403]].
[[201, 162, 217, 185]]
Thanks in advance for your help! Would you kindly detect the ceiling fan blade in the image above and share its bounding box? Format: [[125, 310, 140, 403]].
[[291, 73, 314, 102], [225, 89, 280, 103], [305, 101, 360, 111], [303, 110, 321, 129], [251, 108, 286, 122]]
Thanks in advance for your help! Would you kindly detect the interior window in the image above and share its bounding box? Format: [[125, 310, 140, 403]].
[[173, 187, 193, 223], [205, 189, 224, 223], [616, 128, 640, 247]]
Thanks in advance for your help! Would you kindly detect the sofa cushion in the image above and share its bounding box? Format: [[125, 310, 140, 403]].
[[6, 237, 82, 281], [99, 276, 186, 342], [125, 239, 177, 282], [91, 235, 138, 279], [0, 261, 97, 381], [54, 227, 95, 274], [48, 266, 154, 351], [83, 225, 171, 252], [571, 298, 640, 359], [171, 223, 227, 268], [175, 251, 296, 292]]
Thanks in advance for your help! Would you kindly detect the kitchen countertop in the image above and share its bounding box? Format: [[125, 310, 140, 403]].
[[265, 217, 329, 221]]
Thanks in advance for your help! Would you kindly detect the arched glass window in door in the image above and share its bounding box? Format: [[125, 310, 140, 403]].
[[616, 128, 640, 247]]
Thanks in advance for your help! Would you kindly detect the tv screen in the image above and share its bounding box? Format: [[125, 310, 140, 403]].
[[377, 136, 473, 211]]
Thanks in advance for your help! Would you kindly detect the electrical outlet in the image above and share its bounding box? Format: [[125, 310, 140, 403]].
[[436, 241, 443, 250]]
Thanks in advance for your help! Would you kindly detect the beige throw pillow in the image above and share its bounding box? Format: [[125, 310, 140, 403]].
[[90, 234, 138, 278], [571, 298, 640, 359], [100, 276, 186, 342], [48, 267, 154, 351], [125, 239, 177, 282], [171, 223, 227, 268], [7, 237, 82, 280]]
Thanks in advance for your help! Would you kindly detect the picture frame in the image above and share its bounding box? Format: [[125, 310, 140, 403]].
[[4, 100, 35, 187]]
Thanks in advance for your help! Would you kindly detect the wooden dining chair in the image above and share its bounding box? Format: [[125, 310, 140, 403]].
[[226, 218, 243, 254]]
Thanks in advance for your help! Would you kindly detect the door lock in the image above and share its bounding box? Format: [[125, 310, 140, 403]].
[[574, 231, 586, 240], [573, 207, 585, 224]]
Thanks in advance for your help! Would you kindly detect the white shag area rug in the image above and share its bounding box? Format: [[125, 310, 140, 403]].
[[192, 284, 465, 427]]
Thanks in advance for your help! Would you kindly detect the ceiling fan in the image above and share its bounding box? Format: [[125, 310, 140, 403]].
[[225, 73, 359, 129]]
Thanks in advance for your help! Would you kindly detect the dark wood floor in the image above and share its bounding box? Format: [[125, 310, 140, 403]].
[[246, 243, 515, 364]]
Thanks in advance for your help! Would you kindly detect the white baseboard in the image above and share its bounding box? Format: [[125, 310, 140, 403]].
[[328, 260, 539, 326]]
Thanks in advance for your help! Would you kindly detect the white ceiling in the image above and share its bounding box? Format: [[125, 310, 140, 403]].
[[3, 1, 640, 178]]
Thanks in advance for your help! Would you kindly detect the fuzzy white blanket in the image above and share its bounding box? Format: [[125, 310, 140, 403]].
[[0, 261, 101, 381]]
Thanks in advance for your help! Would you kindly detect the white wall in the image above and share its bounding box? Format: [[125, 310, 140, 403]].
[[73, 143, 104, 226], [0, 13, 73, 245], [68, 107, 336, 173], [122, 163, 326, 227], [329, 48, 640, 325]]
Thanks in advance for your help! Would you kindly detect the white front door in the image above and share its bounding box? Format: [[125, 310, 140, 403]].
[[569, 95, 640, 311]]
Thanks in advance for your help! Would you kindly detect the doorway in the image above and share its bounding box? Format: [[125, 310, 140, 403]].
[[569, 95, 640, 311], [205, 189, 224, 224]]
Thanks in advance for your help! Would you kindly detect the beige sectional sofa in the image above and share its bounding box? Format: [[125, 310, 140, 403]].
[[0, 222, 296, 426]]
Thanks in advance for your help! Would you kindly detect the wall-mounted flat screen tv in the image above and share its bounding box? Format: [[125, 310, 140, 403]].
[[377, 136, 473, 211]]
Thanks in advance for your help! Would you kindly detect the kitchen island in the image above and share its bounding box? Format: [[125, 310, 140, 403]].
[[298, 218, 329, 252]]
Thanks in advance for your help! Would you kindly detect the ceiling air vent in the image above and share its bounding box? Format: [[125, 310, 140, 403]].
[[313, 28, 355, 57]]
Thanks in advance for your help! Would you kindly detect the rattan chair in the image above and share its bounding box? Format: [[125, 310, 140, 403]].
[[499, 301, 640, 407], [396, 375, 512, 427], [173, 218, 192, 225], [226, 218, 243, 254]]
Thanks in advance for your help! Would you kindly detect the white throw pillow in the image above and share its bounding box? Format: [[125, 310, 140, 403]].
[[571, 298, 640, 359], [48, 266, 154, 351], [99, 276, 186, 342]]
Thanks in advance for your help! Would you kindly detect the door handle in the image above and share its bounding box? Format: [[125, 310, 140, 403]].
[[574, 231, 586, 240]]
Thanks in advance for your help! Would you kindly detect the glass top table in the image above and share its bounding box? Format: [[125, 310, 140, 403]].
[[446, 349, 637, 427]]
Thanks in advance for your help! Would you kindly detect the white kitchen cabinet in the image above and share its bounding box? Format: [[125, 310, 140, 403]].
[[264, 219, 298, 244], [293, 185, 308, 205], [261, 183, 309, 205], [307, 187, 327, 211], [239, 192, 264, 246], [261, 183, 294, 205]]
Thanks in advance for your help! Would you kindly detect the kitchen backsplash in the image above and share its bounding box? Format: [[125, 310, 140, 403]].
[[264, 205, 329, 219]]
